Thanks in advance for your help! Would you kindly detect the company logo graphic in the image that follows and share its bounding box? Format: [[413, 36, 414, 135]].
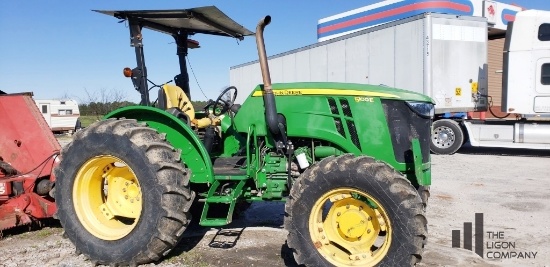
[[487, 5, 496, 17], [452, 213, 484, 257], [452, 213, 538, 260]]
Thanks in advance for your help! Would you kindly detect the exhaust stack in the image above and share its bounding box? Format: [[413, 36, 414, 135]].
[[256, 16, 280, 136]]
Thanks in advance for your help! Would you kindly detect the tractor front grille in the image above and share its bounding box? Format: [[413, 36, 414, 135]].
[[381, 100, 430, 163], [327, 97, 361, 150], [340, 99, 361, 150], [334, 118, 346, 137], [345, 118, 361, 150], [328, 98, 346, 137]]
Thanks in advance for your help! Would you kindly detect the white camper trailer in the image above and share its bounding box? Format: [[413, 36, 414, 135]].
[[34, 99, 80, 133]]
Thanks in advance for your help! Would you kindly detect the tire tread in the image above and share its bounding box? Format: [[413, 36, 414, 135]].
[[54, 118, 193, 266], [285, 154, 427, 266]]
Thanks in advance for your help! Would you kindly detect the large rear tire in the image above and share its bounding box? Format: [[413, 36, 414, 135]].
[[430, 119, 464, 155], [285, 154, 426, 267], [54, 118, 195, 265]]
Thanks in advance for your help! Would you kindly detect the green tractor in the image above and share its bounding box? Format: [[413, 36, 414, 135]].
[[54, 6, 432, 267]]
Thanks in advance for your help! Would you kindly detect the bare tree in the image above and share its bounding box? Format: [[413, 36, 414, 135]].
[[80, 88, 129, 117], [58, 91, 75, 100], [82, 88, 127, 104]]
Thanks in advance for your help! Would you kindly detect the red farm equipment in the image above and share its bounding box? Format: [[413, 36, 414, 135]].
[[0, 91, 59, 231]]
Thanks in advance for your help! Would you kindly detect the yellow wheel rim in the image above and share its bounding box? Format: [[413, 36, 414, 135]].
[[73, 155, 142, 240], [309, 188, 392, 266]]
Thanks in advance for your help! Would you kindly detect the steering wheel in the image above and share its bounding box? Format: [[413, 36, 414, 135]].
[[212, 86, 238, 116]]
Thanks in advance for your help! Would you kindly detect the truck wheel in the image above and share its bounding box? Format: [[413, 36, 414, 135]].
[[285, 154, 427, 267], [430, 119, 464, 155], [54, 118, 195, 266]]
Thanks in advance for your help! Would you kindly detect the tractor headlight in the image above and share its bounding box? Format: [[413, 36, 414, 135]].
[[406, 101, 434, 119]]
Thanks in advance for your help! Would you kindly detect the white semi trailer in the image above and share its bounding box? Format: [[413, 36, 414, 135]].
[[230, 10, 550, 154]]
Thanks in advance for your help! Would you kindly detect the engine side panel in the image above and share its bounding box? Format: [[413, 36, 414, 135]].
[[233, 83, 432, 186]]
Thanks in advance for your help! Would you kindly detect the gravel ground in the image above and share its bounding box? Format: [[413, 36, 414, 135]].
[[1, 138, 549, 267]]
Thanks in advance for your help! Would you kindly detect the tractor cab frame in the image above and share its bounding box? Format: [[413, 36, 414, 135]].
[[96, 7, 254, 105]]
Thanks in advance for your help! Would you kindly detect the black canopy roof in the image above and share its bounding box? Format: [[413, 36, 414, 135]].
[[95, 6, 254, 40]]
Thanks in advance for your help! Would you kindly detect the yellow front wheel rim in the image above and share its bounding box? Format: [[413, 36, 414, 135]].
[[309, 188, 392, 266], [73, 155, 142, 240]]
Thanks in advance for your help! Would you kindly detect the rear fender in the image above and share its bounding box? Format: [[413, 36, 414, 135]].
[[105, 106, 214, 184]]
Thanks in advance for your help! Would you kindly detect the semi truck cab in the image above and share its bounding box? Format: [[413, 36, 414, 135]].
[[503, 10, 550, 114], [462, 9, 550, 150]]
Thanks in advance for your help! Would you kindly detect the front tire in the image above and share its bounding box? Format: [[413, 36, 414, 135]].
[[55, 118, 195, 265], [430, 119, 464, 155], [285, 154, 427, 267]]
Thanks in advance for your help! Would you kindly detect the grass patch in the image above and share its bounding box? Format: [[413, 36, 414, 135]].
[[36, 228, 55, 238], [79, 115, 103, 128]]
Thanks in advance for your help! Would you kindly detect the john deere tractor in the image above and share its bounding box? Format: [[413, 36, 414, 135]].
[[54, 6, 432, 267]]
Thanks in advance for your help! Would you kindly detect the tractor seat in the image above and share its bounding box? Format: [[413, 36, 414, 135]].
[[157, 84, 195, 123]]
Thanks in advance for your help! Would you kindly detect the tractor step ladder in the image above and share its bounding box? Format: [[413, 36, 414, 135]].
[[199, 177, 246, 227]]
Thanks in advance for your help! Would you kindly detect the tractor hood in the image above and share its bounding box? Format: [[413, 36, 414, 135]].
[[251, 82, 434, 103], [95, 6, 254, 39]]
